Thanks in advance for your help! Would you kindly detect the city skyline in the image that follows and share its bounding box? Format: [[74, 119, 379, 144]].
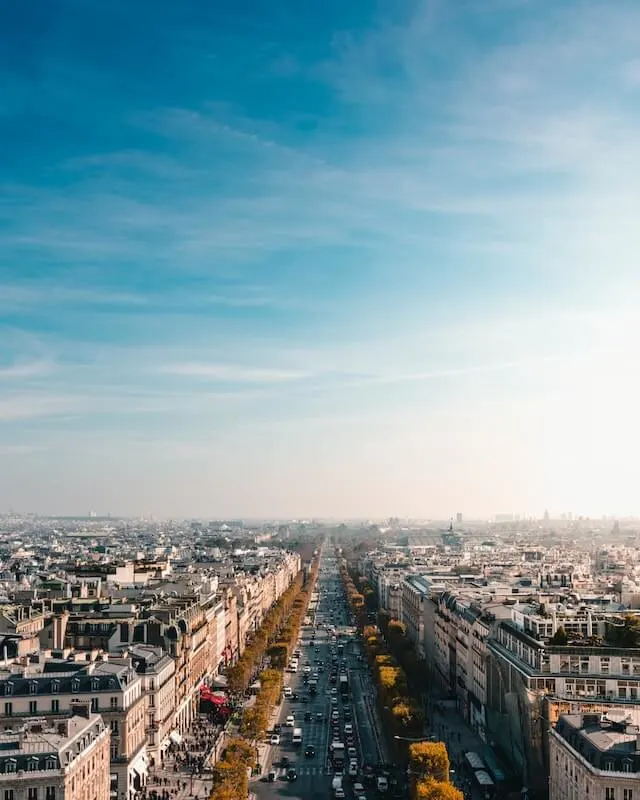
[[2, 1, 640, 518]]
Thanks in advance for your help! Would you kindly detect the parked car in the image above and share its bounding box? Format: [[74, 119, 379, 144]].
[[270, 734, 280, 745], [285, 715, 295, 727]]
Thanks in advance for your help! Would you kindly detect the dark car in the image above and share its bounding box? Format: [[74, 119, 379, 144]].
[[281, 756, 290, 767], [343, 710, 352, 721], [301, 695, 309, 704], [315, 712, 323, 722], [290, 693, 299, 702], [273, 723, 282, 733], [330, 675, 337, 684], [304, 711, 313, 721], [304, 745, 316, 758], [287, 768, 297, 782]]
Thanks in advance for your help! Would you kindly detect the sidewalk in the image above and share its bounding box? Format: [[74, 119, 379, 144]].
[[424, 694, 485, 799], [146, 716, 222, 800]]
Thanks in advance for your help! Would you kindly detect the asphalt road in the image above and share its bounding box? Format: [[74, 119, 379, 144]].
[[254, 557, 374, 800]]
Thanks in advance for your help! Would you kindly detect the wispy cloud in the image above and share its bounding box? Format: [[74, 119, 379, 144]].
[[0, 360, 56, 380], [159, 362, 309, 383]]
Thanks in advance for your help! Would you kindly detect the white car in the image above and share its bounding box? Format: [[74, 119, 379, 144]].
[[270, 734, 280, 745], [334, 790, 345, 799], [353, 783, 365, 795], [303, 665, 311, 673], [283, 687, 292, 697], [285, 715, 295, 727], [348, 761, 358, 776]]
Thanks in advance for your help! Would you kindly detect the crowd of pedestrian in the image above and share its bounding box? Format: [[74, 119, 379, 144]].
[[139, 714, 223, 800]]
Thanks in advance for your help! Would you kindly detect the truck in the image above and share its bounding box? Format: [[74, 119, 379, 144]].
[[330, 741, 345, 769], [292, 728, 303, 746], [339, 674, 349, 697], [308, 678, 318, 695]]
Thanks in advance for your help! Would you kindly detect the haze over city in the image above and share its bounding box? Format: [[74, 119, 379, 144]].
[[2, 0, 640, 518]]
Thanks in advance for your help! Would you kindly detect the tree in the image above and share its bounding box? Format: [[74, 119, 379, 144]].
[[409, 741, 450, 783], [414, 779, 463, 800], [550, 626, 568, 646]]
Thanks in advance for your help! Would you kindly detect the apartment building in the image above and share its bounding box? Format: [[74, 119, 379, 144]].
[[128, 646, 175, 766], [0, 708, 110, 800], [549, 710, 640, 800], [401, 575, 430, 658], [0, 657, 146, 800]]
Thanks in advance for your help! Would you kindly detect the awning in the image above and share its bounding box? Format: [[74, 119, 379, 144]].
[[169, 731, 183, 746]]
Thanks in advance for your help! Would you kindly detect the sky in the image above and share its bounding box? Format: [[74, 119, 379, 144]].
[[2, 0, 640, 520]]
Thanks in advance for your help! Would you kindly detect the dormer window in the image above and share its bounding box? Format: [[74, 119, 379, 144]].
[[29, 681, 38, 694], [46, 757, 56, 770], [4, 682, 13, 696], [5, 758, 17, 773], [27, 757, 39, 771], [91, 678, 100, 691], [71, 679, 80, 693], [622, 759, 633, 772], [51, 680, 59, 694]]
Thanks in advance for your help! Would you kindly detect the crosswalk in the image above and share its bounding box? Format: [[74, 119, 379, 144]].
[[294, 765, 334, 776]]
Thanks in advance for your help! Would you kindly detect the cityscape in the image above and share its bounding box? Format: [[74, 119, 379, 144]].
[[2, 2, 639, 800]]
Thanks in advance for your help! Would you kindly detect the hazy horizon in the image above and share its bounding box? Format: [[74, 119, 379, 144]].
[[2, 1, 640, 519]]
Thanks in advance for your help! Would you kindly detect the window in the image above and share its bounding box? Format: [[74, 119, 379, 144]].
[[71, 679, 80, 693], [29, 700, 37, 714], [91, 678, 100, 691], [4, 760, 16, 773], [3, 702, 11, 717], [606, 762, 615, 771], [91, 697, 99, 712], [624, 790, 633, 800], [110, 697, 118, 709], [623, 761, 633, 773], [29, 682, 38, 694], [46, 758, 56, 770], [45, 789, 56, 800], [110, 720, 119, 735], [622, 658, 631, 675], [4, 682, 13, 696], [51, 699, 59, 713], [5, 791, 14, 800], [27, 758, 39, 771], [28, 790, 38, 800], [606, 790, 615, 800]]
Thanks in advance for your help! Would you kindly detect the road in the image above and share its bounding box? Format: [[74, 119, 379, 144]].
[[254, 554, 378, 800]]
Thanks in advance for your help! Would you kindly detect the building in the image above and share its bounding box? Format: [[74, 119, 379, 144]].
[[0, 656, 147, 800], [550, 710, 640, 800], [127, 645, 175, 767], [0, 707, 110, 800]]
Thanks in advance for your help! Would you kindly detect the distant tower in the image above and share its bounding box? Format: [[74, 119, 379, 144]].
[[543, 509, 550, 523], [456, 512, 463, 524]]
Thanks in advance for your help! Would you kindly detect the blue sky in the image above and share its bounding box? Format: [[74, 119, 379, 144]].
[[2, 0, 640, 518]]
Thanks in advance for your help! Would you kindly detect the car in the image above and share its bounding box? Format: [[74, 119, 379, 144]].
[[273, 723, 282, 733], [344, 724, 353, 735], [267, 768, 277, 782], [346, 736, 355, 746], [290, 693, 299, 702], [348, 748, 357, 760], [303, 665, 311, 673], [331, 710, 339, 720], [287, 768, 298, 782], [315, 712, 323, 722], [331, 688, 338, 695], [334, 789, 345, 799], [330, 675, 337, 684], [270, 734, 280, 745], [304, 745, 316, 758], [301, 695, 309, 703], [348, 761, 358, 776], [304, 711, 312, 721], [353, 783, 365, 795], [356, 795, 367, 800], [331, 697, 338, 706], [281, 755, 290, 767], [283, 687, 292, 697], [285, 715, 295, 727]]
